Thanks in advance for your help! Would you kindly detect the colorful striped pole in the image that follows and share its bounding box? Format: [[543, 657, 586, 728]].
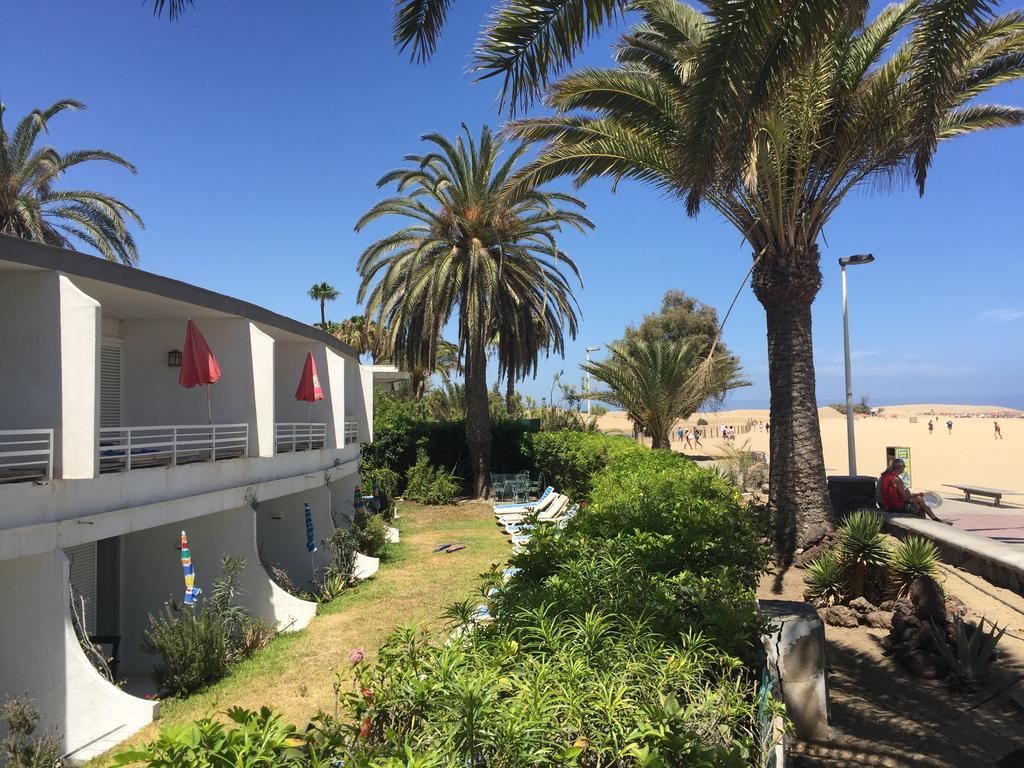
[[180, 530, 202, 605]]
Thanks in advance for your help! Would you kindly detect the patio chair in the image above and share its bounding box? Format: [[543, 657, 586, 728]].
[[497, 495, 570, 526], [504, 504, 577, 535]]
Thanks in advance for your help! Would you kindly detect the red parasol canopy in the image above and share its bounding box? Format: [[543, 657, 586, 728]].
[[295, 352, 324, 402], [179, 320, 221, 388]]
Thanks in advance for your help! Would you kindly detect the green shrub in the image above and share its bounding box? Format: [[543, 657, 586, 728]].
[[0, 696, 63, 768], [113, 707, 305, 767], [836, 511, 891, 598], [404, 447, 460, 504], [359, 515, 390, 558], [523, 430, 641, 499], [930, 615, 1005, 688], [322, 528, 357, 585], [890, 536, 940, 597], [804, 550, 847, 606], [142, 557, 273, 697]]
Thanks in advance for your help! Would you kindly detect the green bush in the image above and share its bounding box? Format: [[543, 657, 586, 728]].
[[523, 430, 641, 499], [804, 550, 846, 606], [359, 515, 391, 558], [404, 447, 460, 505], [890, 536, 940, 597], [1, 695, 63, 768], [322, 528, 358, 585], [142, 557, 274, 697]]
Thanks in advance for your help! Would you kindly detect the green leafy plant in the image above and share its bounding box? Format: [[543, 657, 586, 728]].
[[358, 515, 391, 558], [404, 446, 459, 505], [890, 536, 941, 598], [315, 569, 348, 604], [714, 439, 768, 493], [322, 529, 357, 586], [0, 696, 63, 768], [836, 512, 891, 599], [929, 615, 1006, 688], [113, 706, 305, 767], [804, 551, 847, 606]]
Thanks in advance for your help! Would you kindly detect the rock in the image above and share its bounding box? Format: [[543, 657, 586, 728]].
[[945, 596, 967, 619], [891, 612, 919, 637], [995, 747, 1024, 767], [803, 523, 835, 547], [878, 599, 897, 612], [822, 605, 860, 628], [909, 576, 946, 623], [865, 611, 893, 629], [905, 650, 948, 680], [892, 599, 914, 616], [793, 538, 835, 568], [848, 597, 877, 615]]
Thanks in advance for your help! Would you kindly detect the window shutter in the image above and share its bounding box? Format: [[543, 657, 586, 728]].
[[66, 542, 98, 634], [100, 343, 122, 429]]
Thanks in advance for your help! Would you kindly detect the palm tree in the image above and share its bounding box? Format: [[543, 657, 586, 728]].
[[501, 0, 1024, 558], [334, 315, 378, 358], [308, 282, 339, 327], [1, 99, 143, 264], [583, 338, 748, 449], [356, 124, 592, 497]]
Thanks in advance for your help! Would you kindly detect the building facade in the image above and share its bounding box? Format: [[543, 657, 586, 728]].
[[0, 234, 398, 761]]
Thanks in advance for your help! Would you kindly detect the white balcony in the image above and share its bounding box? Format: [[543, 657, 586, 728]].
[[0, 429, 54, 484], [344, 421, 359, 446], [274, 422, 327, 453], [98, 424, 248, 473]]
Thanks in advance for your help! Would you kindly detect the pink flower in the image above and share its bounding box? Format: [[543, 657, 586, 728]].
[[359, 716, 372, 739], [348, 647, 365, 665], [361, 687, 374, 700]]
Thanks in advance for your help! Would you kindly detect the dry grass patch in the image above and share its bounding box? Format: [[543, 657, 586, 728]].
[[87, 500, 507, 766]]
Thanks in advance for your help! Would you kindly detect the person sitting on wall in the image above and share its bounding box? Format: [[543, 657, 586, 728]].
[[880, 459, 950, 524]]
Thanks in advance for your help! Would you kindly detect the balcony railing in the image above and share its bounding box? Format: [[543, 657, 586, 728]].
[[275, 422, 327, 453], [344, 421, 360, 446], [98, 424, 248, 473], [0, 429, 54, 483]]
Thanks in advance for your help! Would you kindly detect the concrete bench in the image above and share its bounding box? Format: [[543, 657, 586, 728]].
[[942, 483, 1021, 508]]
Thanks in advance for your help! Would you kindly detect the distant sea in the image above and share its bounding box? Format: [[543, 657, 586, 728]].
[[721, 394, 1024, 411]]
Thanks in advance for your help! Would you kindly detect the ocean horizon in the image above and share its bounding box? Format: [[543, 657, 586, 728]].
[[719, 394, 1024, 412]]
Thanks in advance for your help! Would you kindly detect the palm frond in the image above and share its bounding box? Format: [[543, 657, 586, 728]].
[[394, 0, 457, 63]]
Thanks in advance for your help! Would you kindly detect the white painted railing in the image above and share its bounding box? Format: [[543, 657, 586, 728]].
[[275, 422, 327, 453], [344, 421, 360, 446], [98, 424, 248, 472], [0, 429, 54, 483]]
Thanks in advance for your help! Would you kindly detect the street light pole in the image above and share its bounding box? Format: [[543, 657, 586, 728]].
[[839, 254, 874, 476], [585, 345, 600, 416]]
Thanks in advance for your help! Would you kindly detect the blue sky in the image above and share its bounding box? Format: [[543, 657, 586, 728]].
[[3, 1, 1023, 408]]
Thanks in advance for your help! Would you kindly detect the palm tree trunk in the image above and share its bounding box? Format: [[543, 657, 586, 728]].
[[651, 432, 671, 450], [320, 299, 326, 327], [505, 371, 516, 415], [754, 247, 834, 563], [464, 340, 492, 499]]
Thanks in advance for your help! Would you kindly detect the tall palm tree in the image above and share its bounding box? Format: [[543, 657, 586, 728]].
[[504, 0, 1024, 557], [335, 315, 379, 358], [1, 99, 143, 264], [583, 338, 748, 449], [356, 124, 592, 497], [308, 282, 339, 327]]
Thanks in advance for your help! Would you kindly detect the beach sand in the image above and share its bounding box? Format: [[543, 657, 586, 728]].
[[597, 404, 1024, 496]]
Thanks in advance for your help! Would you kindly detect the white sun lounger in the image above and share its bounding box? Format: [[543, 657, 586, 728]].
[[505, 504, 577, 535], [497, 494, 570, 526], [493, 486, 555, 515]]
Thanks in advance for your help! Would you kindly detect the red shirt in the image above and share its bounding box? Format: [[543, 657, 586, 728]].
[[880, 471, 904, 512]]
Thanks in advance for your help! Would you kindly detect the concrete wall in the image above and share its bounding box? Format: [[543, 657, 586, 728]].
[[58, 276, 101, 479], [0, 550, 156, 761], [119, 505, 317, 675], [274, 342, 336, 444], [324, 348, 347, 449], [120, 318, 260, 451], [256, 485, 339, 590], [248, 324, 275, 457]]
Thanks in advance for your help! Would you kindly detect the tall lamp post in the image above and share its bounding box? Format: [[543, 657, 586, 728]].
[[839, 253, 875, 476], [585, 345, 600, 416]]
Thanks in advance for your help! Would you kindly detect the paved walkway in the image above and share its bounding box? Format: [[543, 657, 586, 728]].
[[935, 494, 1024, 547]]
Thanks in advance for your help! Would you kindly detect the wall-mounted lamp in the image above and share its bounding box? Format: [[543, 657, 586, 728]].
[[168, 349, 183, 367]]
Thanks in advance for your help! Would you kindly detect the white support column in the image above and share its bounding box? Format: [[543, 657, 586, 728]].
[[248, 323, 275, 458], [324, 348, 347, 450]]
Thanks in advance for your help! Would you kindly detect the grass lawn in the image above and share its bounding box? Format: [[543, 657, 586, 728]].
[[87, 500, 506, 766]]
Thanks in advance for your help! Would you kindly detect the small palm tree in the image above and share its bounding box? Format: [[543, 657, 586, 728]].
[[1, 99, 143, 264], [335, 315, 378, 358], [583, 338, 748, 449], [308, 282, 339, 327], [356, 124, 592, 497]]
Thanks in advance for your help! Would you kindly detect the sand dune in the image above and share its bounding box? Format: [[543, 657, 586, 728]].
[[597, 404, 1024, 495]]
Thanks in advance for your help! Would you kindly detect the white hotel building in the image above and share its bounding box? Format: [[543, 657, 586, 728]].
[[0, 234, 403, 761]]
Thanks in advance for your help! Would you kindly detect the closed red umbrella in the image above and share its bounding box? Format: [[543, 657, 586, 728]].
[[295, 351, 323, 424], [179, 319, 221, 423]]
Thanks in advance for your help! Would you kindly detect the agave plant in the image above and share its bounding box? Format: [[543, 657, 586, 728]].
[[929, 615, 1005, 688], [890, 536, 941, 598], [804, 551, 847, 607], [837, 511, 891, 599]]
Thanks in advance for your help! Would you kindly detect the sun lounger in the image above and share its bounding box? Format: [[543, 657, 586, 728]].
[[504, 504, 578, 535], [498, 495, 570, 526], [494, 485, 553, 511], [494, 490, 559, 521]]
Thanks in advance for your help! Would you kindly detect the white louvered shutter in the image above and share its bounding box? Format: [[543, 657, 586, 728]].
[[100, 343, 122, 429], [66, 542, 98, 634]]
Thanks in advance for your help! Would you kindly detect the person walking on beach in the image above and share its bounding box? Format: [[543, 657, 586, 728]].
[[676, 426, 683, 444], [928, 419, 934, 434], [683, 428, 693, 450], [880, 459, 950, 524], [946, 419, 954, 435], [693, 428, 703, 449], [995, 421, 1003, 439]]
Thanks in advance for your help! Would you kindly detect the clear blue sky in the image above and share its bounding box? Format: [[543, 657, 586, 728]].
[[3, 1, 1023, 408]]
